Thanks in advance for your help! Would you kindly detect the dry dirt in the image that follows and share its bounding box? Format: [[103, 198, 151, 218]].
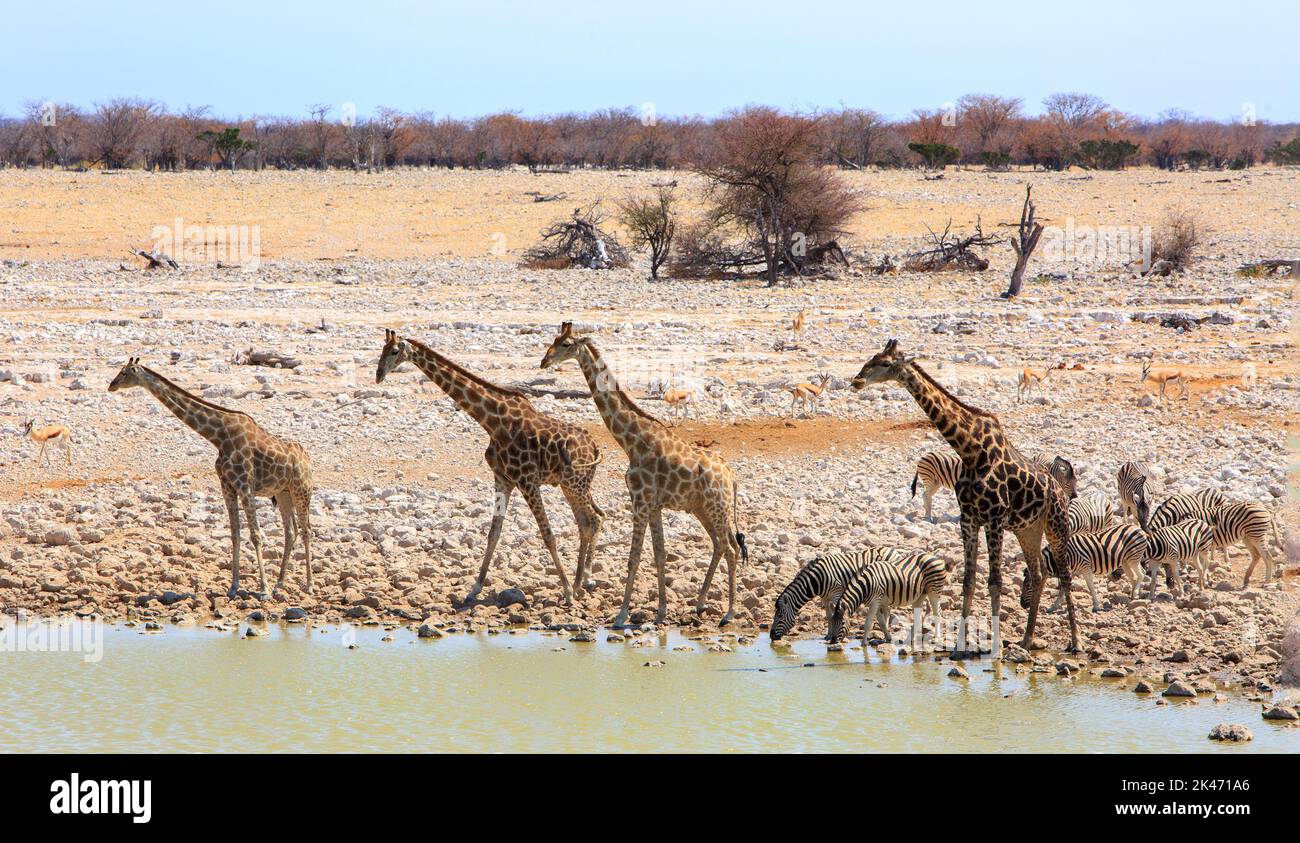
[[1, 166, 1297, 700]]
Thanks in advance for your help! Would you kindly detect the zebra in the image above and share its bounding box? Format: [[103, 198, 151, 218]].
[[1144, 519, 1214, 597], [1200, 501, 1283, 587], [1032, 524, 1148, 612], [1116, 461, 1151, 526], [1068, 492, 1117, 534], [1147, 488, 1227, 529], [769, 546, 906, 642], [911, 451, 960, 521], [827, 551, 948, 651]]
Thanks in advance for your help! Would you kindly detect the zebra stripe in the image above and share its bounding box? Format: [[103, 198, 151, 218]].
[[1148, 489, 1227, 530], [912, 451, 960, 520], [1068, 493, 1117, 534], [770, 546, 906, 641], [1039, 524, 1147, 611], [1144, 519, 1214, 597], [1200, 501, 1282, 587], [828, 551, 947, 647], [1116, 462, 1150, 525]]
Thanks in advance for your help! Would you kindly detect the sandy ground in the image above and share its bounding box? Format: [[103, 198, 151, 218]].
[[1, 166, 1297, 702]]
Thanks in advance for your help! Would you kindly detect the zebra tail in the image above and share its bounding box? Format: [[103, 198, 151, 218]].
[[910, 472, 919, 499]]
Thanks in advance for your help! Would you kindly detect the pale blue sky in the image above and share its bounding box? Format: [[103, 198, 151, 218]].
[[6, 0, 1296, 121]]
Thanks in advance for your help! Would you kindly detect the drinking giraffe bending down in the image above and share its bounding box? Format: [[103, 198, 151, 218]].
[[541, 322, 748, 627], [377, 329, 604, 605], [849, 339, 1079, 657], [108, 358, 314, 598]]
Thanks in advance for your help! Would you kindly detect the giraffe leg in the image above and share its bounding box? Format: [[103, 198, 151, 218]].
[[274, 493, 295, 594], [721, 533, 739, 626], [241, 491, 267, 598], [986, 524, 1004, 657], [1017, 525, 1046, 652], [613, 509, 650, 629], [468, 475, 511, 604], [521, 482, 572, 605], [649, 510, 667, 624], [954, 517, 979, 658], [222, 482, 242, 598], [294, 490, 313, 594], [696, 535, 728, 616], [563, 484, 600, 594]]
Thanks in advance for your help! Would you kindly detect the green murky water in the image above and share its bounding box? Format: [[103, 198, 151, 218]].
[[2, 622, 1295, 753]]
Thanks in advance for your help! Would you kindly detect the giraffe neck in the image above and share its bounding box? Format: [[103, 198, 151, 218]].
[[405, 341, 519, 431], [894, 363, 998, 466], [138, 368, 238, 447], [574, 341, 654, 454]]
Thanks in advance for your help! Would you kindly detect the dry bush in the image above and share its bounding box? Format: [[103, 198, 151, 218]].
[[521, 205, 629, 270], [616, 187, 677, 279], [1150, 209, 1202, 271], [690, 108, 862, 284]]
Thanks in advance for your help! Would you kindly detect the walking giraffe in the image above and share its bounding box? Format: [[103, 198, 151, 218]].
[[540, 322, 747, 627], [108, 358, 314, 597], [376, 329, 603, 605], [849, 339, 1079, 657]]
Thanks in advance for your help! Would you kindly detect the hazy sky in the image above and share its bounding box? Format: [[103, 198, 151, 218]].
[[6, 0, 1296, 122]]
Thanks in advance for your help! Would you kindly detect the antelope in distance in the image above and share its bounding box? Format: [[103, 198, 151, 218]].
[[789, 373, 831, 417], [1016, 366, 1049, 402], [1141, 359, 1189, 400], [661, 388, 694, 423], [22, 420, 73, 465], [791, 308, 806, 338]]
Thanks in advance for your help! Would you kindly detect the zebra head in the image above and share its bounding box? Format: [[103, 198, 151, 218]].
[[769, 591, 800, 641], [1133, 476, 1151, 529], [1019, 550, 1053, 609], [825, 602, 849, 644]]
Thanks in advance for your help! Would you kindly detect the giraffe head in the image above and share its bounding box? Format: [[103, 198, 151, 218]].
[[540, 321, 585, 370], [108, 357, 145, 392], [376, 329, 413, 383], [850, 339, 913, 390]]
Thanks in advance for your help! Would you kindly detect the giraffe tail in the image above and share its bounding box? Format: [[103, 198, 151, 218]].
[[732, 484, 748, 565]]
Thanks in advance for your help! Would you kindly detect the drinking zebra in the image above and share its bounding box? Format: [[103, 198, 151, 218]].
[[1030, 524, 1148, 612], [769, 546, 906, 642], [1115, 461, 1151, 526], [1068, 492, 1117, 534], [827, 551, 948, 650]]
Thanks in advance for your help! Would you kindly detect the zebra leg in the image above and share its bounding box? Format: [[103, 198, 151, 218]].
[[863, 595, 881, 648], [910, 600, 923, 653], [924, 489, 934, 521], [1086, 568, 1100, 612], [927, 591, 942, 652]]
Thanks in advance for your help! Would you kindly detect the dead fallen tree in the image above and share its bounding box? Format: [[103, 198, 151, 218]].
[[130, 248, 178, 270], [232, 349, 302, 369], [521, 205, 629, 270], [1237, 259, 1299, 278], [525, 191, 568, 203], [903, 218, 999, 272]]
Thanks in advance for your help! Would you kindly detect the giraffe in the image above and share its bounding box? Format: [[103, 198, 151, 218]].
[[108, 358, 314, 598], [376, 329, 603, 605], [540, 322, 748, 627], [849, 339, 1079, 657]]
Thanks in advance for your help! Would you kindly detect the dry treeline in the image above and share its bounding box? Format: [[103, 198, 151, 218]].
[[3, 95, 1297, 172]]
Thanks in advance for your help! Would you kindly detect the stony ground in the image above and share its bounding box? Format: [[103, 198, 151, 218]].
[[0, 167, 1297, 703]]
